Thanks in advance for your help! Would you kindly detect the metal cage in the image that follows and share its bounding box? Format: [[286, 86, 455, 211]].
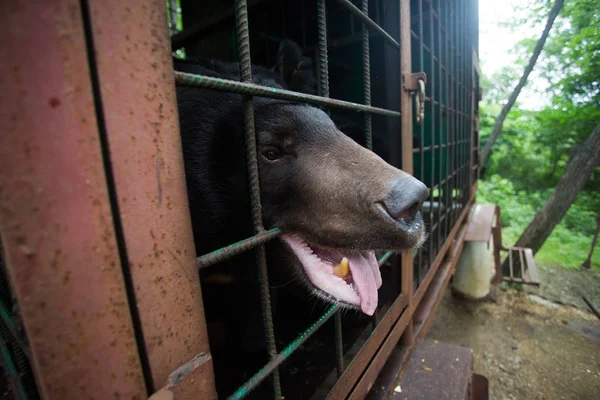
[[0, 1, 479, 399]]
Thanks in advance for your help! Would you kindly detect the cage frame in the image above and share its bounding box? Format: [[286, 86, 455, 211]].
[[0, 1, 480, 399]]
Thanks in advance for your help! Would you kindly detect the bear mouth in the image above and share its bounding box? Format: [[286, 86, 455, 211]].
[[281, 234, 383, 316]]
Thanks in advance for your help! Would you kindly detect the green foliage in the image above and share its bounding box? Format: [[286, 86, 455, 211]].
[[166, 0, 186, 59], [480, 0, 600, 270], [477, 177, 599, 268]]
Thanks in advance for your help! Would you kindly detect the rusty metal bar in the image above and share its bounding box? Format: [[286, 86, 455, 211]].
[[228, 305, 339, 400], [196, 228, 281, 269], [0, 334, 28, 400], [415, 0, 429, 289], [334, 313, 344, 377], [233, 0, 281, 397], [378, 251, 393, 266], [316, 0, 345, 379], [362, 0, 373, 150], [336, 0, 400, 48], [0, 298, 30, 362], [0, 1, 148, 398], [317, 0, 330, 99], [400, 0, 416, 347], [85, 1, 217, 396], [174, 72, 401, 117]]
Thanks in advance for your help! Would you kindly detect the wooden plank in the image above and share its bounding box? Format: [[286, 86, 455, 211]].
[[508, 248, 514, 280], [524, 248, 540, 285], [519, 248, 526, 280]]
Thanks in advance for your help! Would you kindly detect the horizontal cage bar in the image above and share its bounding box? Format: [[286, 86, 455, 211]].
[[336, 0, 399, 49], [174, 72, 401, 117], [228, 304, 340, 399], [196, 228, 281, 270]]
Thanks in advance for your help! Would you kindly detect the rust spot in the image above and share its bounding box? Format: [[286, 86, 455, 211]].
[[63, 270, 71, 284], [18, 243, 35, 258], [49, 97, 61, 108]]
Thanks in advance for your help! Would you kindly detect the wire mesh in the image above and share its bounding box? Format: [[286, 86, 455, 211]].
[[411, 0, 475, 290], [170, 0, 478, 398]]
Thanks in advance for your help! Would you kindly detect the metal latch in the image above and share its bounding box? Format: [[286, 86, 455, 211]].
[[403, 72, 427, 125]]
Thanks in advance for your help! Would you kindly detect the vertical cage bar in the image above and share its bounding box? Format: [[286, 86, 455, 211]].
[[461, 0, 466, 207], [86, 2, 218, 395], [317, 0, 330, 98], [461, 0, 467, 208], [362, 0, 373, 150], [400, 0, 415, 345], [0, 2, 148, 398], [435, 0, 442, 258], [457, 0, 462, 215], [233, 0, 281, 397], [317, 0, 345, 376], [334, 312, 344, 376], [428, 0, 437, 257], [452, 0, 458, 227], [443, 0, 451, 241]]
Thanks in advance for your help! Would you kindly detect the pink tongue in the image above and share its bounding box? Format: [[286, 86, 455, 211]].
[[347, 253, 378, 315]]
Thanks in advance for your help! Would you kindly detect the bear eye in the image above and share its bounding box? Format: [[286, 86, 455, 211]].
[[262, 149, 283, 161]]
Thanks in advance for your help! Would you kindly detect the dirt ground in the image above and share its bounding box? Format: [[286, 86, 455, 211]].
[[427, 265, 600, 400]]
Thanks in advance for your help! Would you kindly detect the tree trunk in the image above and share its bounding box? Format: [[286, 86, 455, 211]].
[[515, 122, 600, 255], [581, 216, 600, 270], [481, 0, 563, 165]]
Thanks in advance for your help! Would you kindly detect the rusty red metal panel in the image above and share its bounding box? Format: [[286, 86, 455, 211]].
[[85, 0, 217, 396], [0, 1, 147, 399], [389, 339, 474, 400]]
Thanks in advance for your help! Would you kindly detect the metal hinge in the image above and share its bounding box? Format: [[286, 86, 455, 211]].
[[403, 72, 427, 124], [403, 72, 427, 91]]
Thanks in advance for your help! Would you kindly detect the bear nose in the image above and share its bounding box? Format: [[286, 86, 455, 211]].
[[383, 177, 429, 223]]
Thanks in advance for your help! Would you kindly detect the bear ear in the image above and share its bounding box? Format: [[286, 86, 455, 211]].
[[274, 39, 317, 95]]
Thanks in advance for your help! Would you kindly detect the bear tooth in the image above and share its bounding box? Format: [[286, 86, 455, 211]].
[[333, 257, 349, 278]]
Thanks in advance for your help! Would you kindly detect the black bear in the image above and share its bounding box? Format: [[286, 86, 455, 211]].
[[174, 39, 428, 317]]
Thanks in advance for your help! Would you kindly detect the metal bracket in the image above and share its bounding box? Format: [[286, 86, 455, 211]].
[[404, 72, 427, 124], [403, 72, 427, 91]]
